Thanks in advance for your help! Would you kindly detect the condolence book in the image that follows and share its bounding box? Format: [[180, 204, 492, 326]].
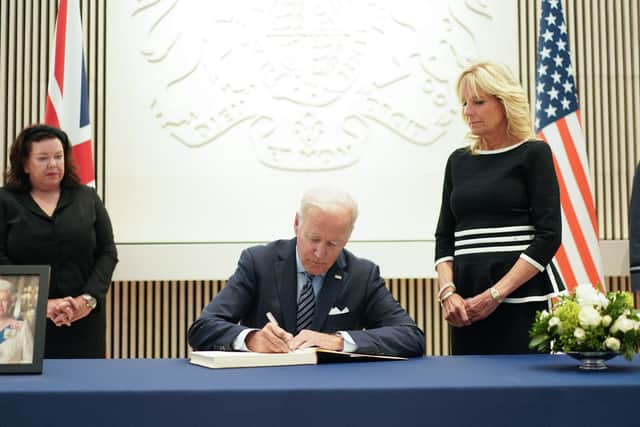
[[189, 348, 406, 369]]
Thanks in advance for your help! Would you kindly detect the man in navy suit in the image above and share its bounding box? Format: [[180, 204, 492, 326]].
[[188, 187, 424, 357]]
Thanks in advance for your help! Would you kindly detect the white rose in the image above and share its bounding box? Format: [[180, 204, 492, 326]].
[[604, 337, 621, 352], [548, 316, 561, 331], [540, 310, 550, 320], [611, 315, 635, 334], [573, 327, 586, 341], [598, 293, 609, 308], [602, 315, 612, 327], [574, 283, 608, 307], [578, 305, 601, 328]]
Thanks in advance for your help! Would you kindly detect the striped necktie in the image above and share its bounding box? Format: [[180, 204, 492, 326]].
[[296, 273, 315, 333]]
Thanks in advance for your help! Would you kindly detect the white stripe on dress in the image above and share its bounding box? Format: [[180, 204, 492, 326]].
[[520, 253, 545, 272], [454, 225, 534, 237], [454, 244, 530, 256], [455, 235, 534, 247]]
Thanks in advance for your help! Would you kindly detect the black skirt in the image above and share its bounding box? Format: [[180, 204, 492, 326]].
[[451, 300, 547, 355], [44, 309, 106, 358]]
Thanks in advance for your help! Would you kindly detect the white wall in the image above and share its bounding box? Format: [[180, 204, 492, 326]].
[[106, 0, 518, 280]]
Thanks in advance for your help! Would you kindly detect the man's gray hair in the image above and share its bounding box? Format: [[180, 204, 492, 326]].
[[299, 187, 359, 229]]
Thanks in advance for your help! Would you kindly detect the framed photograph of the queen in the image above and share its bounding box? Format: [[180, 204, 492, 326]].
[[0, 265, 50, 374]]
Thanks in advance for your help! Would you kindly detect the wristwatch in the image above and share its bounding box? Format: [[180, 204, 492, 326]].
[[489, 287, 503, 303], [81, 293, 97, 310]]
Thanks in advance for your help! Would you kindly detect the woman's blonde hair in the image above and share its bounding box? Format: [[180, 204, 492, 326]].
[[456, 61, 535, 152]]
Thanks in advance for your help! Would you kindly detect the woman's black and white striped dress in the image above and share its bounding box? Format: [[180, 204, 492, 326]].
[[435, 140, 562, 354]]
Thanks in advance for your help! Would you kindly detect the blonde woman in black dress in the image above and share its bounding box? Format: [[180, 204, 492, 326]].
[[435, 62, 562, 354]]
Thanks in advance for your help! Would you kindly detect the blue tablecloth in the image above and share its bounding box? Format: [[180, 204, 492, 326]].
[[1, 354, 638, 427]]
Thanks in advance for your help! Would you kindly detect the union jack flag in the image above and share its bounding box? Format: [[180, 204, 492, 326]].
[[44, 0, 94, 186], [535, 0, 603, 291]]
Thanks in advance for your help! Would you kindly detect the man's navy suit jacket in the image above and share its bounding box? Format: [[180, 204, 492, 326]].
[[188, 238, 425, 357]]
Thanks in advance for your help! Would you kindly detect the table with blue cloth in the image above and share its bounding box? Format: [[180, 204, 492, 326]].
[[1, 354, 639, 427]]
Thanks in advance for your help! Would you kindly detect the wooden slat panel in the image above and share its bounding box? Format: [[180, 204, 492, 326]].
[[161, 281, 169, 358], [153, 281, 161, 358], [106, 278, 451, 358], [25, 0, 34, 123], [37, 1, 48, 123], [105, 275, 112, 358], [106, 276, 639, 359], [597, 0, 611, 238], [613, 0, 628, 239], [626, 0, 640, 234], [121, 280, 129, 357], [623, 0, 636, 202], [137, 280, 145, 358], [0, 1, 7, 170], [634, 0, 640, 168], [146, 280, 153, 358], [581, 0, 600, 238], [605, 2, 622, 239], [424, 278, 434, 354], [415, 279, 425, 354], [408, 277, 416, 344], [97, 0, 108, 193], [15, 1, 24, 129], [112, 281, 120, 358], [178, 281, 187, 358], [129, 280, 137, 357], [170, 280, 178, 357], [6, 1, 17, 145]]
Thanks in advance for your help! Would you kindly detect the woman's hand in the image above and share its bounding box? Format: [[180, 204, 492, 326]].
[[69, 295, 94, 323], [442, 293, 471, 327], [464, 290, 500, 323], [47, 297, 77, 326]]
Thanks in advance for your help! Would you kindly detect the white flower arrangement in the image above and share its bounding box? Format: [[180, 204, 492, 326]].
[[529, 284, 640, 361]]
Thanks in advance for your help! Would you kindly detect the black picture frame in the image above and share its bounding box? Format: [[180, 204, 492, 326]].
[[0, 265, 50, 374]]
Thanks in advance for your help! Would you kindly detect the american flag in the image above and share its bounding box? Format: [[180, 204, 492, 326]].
[[534, 0, 603, 291], [44, 0, 95, 186]]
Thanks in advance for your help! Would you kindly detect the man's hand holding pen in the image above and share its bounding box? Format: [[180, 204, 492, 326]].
[[245, 312, 293, 353], [245, 312, 344, 353]]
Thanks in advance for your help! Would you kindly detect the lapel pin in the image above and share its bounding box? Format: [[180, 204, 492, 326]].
[[334, 274, 342, 280]]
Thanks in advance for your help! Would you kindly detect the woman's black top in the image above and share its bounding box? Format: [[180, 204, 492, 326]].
[[0, 185, 118, 358]]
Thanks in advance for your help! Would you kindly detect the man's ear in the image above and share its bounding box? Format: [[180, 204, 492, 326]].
[[294, 213, 300, 235]]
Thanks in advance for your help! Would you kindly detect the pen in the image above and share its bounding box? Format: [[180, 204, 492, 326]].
[[266, 311, 279, 326], [267, 311, 294, 352]]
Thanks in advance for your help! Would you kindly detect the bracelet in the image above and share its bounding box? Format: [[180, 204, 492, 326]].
[[438, 282, 456, 299], [438, 290, 456, 306]]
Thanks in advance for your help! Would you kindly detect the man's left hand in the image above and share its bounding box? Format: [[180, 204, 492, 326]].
[[288, 330, 343, 351]]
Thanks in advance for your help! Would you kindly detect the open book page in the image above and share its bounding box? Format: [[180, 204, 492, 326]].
[[190, 348, 406, 369], [190, 348, 317, 369]]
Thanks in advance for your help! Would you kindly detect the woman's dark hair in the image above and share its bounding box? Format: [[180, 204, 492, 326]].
[[4, 124, 81, 191]]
